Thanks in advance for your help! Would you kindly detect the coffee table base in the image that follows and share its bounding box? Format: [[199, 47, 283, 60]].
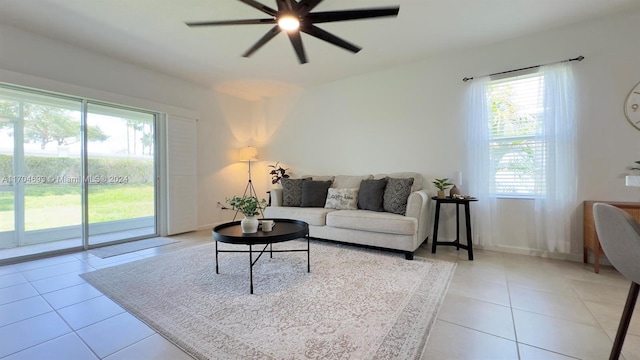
[[214, 236, 310, 294]]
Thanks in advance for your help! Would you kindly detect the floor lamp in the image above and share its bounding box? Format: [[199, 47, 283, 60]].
[[234, 146, 263, 221]]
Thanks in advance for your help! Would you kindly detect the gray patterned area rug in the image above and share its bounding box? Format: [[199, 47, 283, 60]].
[[89, 237, 179, 258], [81, 240, 456, 360]]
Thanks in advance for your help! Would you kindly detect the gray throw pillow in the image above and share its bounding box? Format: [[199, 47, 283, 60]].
[[301, 180, 333, 207], [383, 177, 414, 215], [358, 178, 387, 212], [282, 178, 309, 207]]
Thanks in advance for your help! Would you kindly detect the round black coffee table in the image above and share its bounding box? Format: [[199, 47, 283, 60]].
[[212, 218, 309, 294]]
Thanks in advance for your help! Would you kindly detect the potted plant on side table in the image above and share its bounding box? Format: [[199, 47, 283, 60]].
[[432, 178, 453, 198], [226, 195, 267, 233]]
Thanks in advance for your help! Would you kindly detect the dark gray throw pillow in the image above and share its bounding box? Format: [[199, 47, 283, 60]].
[[282, 178, 309, 207], [301, 180, 333, 207], [358, 178, 387, 212], [383, 177, 414, 215]]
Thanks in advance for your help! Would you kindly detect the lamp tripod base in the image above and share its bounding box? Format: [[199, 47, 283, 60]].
[[233, 179, 264, 221]]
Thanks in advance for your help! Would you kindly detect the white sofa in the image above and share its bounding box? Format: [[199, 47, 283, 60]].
[[264, 172, 429, 260]]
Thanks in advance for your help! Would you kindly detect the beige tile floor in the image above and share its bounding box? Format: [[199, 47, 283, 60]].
[[0, 230, 637, 359], [418, 243, 639, 360]]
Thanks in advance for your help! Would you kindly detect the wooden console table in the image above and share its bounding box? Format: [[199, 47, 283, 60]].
[[583, 200, 640, 273]]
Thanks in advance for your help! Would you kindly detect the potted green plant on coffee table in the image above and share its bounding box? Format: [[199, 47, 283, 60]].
[[432, 178, 453, 198], [226, 195, 267, 233]]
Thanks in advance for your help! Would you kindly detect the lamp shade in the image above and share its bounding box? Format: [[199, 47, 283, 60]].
[[239, 146, 258, 162]]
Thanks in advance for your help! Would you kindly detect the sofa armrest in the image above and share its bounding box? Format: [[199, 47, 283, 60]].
[[269, 189, 283, 207], [406, 190, 429, 242]]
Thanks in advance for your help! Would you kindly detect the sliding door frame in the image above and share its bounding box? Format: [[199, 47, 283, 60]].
[[0, 82, 161, 260], [81, 99, 89, 250]]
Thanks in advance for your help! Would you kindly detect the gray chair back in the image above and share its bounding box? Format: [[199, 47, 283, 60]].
[[593, 203, 640, 359], [593, 203, 640, 283]]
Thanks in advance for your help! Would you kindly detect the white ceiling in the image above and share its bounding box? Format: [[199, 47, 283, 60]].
[[2, 0, 640, 96]]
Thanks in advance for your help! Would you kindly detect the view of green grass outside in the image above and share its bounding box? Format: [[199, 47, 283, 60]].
[[88, 184, 154, 223], [0, 184, 154, 231], [0, 192, 13, 232]]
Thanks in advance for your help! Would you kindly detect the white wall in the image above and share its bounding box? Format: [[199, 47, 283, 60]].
[[2, 8, 640, 258], [255, 9, 640, 259]]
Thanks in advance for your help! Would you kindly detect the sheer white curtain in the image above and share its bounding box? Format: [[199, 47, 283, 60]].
[[534, 63, 577, 253], [466, 76, 497, 247], [466, 63, 577, 253]]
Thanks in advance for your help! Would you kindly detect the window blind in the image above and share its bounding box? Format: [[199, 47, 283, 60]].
[[487, 73, 545, 197]]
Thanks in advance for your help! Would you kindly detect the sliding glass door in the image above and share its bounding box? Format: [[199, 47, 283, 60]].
[[0, 118, 16, 249], [86, 104, 156, 245], [22, 97, 83, 247], [0, 84, 158, 260], [0, 87, 84, 252]]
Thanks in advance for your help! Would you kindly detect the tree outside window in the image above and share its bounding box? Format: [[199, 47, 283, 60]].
[[487, 74, 544, 197]]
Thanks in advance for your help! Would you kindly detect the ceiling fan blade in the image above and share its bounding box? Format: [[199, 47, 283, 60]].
[[287, 31, 308, 64], [185, 18, 276, 27], [306, 7, 399, 23], [296, 0, 323, 15], [243, 26, 282, 57], [302, 25, 361, 53], [276, 0, 295, 12], [237, 0, 278, 16]]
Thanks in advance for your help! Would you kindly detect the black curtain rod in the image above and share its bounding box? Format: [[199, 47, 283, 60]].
[[462, 55, 584, 82]]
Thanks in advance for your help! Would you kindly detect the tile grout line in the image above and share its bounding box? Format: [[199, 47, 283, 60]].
[[436, 318, 518, 343], [500, 253, 523, 360], [100, 333, 159, 360], [0, 331, 75, 359], [506, 260, 622, 359]]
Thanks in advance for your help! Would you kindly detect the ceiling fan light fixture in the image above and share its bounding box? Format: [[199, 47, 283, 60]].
[[277, 15, 300, 31], [184, 1, 400, 63]]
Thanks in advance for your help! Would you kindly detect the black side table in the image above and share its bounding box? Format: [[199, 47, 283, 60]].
[[431, 197, 478, 260]]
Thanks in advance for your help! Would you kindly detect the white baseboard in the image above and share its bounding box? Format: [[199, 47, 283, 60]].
[[475, 244, 583, 262], [197, 222, 229, 231]]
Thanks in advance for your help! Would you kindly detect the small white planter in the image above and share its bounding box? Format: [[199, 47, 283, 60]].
[[241, 215, 259, 233]]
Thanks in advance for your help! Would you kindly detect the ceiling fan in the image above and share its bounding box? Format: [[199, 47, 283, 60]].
[[185, 0, 400, 64]]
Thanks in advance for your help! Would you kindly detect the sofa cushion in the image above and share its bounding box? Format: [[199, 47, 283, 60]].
[[301, 180, 332, 207], [383, 177, 414, 215], [331, 175, 372, 189], [264, 206, 336, 226], [358, 178, 387, 212], [324, 188, 358, 210], [326, 210, 417, 235], [281, 178, 309, 207]]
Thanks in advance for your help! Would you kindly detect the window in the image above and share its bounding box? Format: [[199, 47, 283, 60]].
[[487, 72, 544, 197], [467, 62, 576, 252]]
